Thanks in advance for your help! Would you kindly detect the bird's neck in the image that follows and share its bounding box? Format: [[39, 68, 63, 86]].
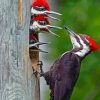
[[71, 48, 91, 59], [29, 31, 38, 44]]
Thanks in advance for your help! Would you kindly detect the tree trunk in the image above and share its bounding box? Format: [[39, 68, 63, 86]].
[[0, 0, 40, 100]]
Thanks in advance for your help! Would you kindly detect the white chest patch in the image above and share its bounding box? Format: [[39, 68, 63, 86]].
[[74, 36, 90, 57]]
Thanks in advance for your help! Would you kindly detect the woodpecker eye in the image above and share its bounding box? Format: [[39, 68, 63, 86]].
[[34, 6, 46, 11], [38, 21, 47, 25]]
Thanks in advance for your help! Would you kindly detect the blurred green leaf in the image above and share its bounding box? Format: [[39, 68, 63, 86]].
[[45, 0, 100, 100]]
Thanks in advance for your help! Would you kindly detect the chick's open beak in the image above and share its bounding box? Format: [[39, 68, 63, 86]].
[[30, 21, 62, 37], [31, 7, 62, 21], [29, 42, 50, 53]]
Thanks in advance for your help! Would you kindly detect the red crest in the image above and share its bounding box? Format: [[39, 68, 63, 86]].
[[86, 35, 99, 51], [31, 0, 50, 11], [33, 15, 49, 24]]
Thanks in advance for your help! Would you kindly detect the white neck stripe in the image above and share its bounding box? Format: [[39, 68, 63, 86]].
[[74, 48, 90, 57]]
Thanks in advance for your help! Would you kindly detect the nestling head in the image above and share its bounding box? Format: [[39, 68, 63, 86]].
[[31, 0, 50, 13], [30, 15, 49, 33], [31, 0, 62, 19], [30, 15, 62, 36]]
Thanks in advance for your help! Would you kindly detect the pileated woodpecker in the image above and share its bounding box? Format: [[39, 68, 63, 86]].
[[29, 0, 62, 51], [38, 26, 99, 100], [31, 0, 61, 20]]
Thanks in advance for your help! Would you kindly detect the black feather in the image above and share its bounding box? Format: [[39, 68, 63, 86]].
[[43, 52, 81, 100]]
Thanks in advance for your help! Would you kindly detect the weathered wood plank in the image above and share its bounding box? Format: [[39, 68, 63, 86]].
[[0, 0, 40, 100], [29, 0, 40, 100]]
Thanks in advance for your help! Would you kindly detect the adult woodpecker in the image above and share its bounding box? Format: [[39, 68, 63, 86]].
[[38, 26, 99, 100], [29, 0, 62, 51]]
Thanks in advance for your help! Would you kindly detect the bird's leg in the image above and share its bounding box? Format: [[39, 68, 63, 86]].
[[32, 61, 45, 77], [32, 67, 38, 77]]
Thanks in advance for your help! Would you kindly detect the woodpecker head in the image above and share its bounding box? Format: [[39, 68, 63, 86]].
[[31, 0, 62, 20], [65, 26, 99, 57], [30, 15, 62, 37]]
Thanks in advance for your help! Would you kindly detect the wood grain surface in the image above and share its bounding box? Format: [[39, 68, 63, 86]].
[[0, 0, 40, 100]]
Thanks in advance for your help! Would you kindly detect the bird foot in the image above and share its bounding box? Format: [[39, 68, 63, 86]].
[[37, 61, 44, 77], [32, 67, 38, 77], [32, 61, 44, 77]]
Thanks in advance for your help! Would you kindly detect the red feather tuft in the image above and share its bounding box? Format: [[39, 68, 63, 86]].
[[33, 15, 49, 24], [86, 35, 99, 51], [31, 0, 50, 11]]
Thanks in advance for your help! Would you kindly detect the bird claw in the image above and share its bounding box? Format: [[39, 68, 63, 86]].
[[32, 67, 38, 77], [37, 61, 43, 66], [32, 61, 44, 77], [37, 61, 44, 77]]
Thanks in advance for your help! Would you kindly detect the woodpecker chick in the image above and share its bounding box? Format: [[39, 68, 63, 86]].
[[38, 26, 99, 100], [29, 0, 62, 52], [30, 15, 62, 37], [30, 0, 62, 36], [31, 0, 62, 21], [29, 15, 60, 52]]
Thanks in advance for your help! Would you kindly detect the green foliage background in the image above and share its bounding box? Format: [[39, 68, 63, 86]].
[[45, 0, 100, 100]]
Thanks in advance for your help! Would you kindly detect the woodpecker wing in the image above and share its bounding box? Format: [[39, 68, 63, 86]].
[[53, 62, 78, 100], [54, 80, 72, 100], [43, 52, 81, 100]]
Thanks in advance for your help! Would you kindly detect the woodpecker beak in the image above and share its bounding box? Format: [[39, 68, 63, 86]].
[[31, 7, 62, 15], [46, 15, 61, 21], [31, 7, 62, 21], [41, 24, 62, 37], [43, 11, 61, 21], [65, 26, 78, 37], [29, 42, 49, 53], [30, 21, 62, 37], [44, 11, 61, 21], [30, 48, 48, 53], [65, 26, 81, 48], [46, 28, 60, 37], [45, 25, 62, 29], [44, 10, 62, 15], [29, 42, 48, 48]]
